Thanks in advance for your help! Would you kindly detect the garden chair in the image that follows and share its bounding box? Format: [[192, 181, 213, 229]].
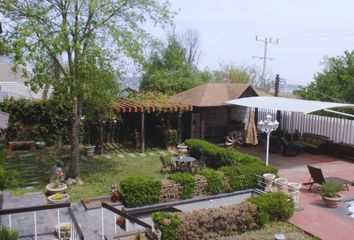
[[305, 165, 351, 191], [160, 156, 176, 173]]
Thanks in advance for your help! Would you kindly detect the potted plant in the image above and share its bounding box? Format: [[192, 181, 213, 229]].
[[46, 178, 68, 194], [48, 193, 70, 204], [320, 180, 344, 208], [35, 140, 46, 150]]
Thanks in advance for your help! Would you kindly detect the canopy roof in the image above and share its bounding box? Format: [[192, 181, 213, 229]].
[[225, 96, 354, 114]]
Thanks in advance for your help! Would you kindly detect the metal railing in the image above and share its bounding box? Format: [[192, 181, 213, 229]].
[[101, 202, 155, 240], [0, 203, 84, 240]]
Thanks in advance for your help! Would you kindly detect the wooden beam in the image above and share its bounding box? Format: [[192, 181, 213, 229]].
[[140, 111, 145, 153]]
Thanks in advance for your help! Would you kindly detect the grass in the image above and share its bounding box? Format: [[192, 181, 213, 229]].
[[219, 222, 319, 240], [4, 146, 172, 202]]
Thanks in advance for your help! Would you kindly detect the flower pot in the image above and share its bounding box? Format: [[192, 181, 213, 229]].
[[35, 141, 46, 150], [274, 178, 288, 192], [84, 145, 95, 156], [48, 193, 70, 204], [46, 183, 67, 194], [322, 195, 343, 208], [54, 222, 71, 238], [263, 173, 275, 192]]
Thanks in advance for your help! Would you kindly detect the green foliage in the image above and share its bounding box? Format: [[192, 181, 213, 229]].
[[0, 98, 71, 145], [200, 168, 226, 194], [152, 212, 180, 240], [185, 139, 263, 167], [165, 129, 177, 146], [0, 225, 19, 240], [248, 192, 295, 227], [220, 163, 277, 191], [168, 172, 196, 199], [294, 50, 354, 114], [320, 180, 344, 198], [213, 63, 257, 84], [120, 176, 162, 207], [140, 33, 211, 95], [0, 151, 21, 190]]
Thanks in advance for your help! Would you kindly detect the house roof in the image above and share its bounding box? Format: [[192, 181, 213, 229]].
[[171, 83, 260, 107]]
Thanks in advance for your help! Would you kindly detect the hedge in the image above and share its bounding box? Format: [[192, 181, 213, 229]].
[[0, 98, 71, 145], [199, 168, 226, 194], [152, 212, 180, 240], [168, 172, 196, 199], [219, 162, 278, 191], [153, 192, 294, 239], [120, 176, 162, 207], [247, 192, 295, 226], [185, 139, 262, 168]]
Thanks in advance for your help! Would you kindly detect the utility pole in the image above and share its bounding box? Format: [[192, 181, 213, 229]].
[[253, 36, 279, 91]]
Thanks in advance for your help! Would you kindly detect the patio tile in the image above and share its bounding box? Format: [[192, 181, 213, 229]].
[[128, 153, 136, 158], [118, 154, 125, 158]]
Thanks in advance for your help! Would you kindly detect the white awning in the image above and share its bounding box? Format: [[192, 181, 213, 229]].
[[225, 96, 354, 114]]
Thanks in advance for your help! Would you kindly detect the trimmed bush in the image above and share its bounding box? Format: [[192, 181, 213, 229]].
[[220, 162, 278, 191], [185, 139, 263, 168], [200, 168, 226, 194], [168, 172, 196, 199], [247, 192, 295, 226], [152, 212, 180, 240], [177, 201, 258, 239], [120, 176, 162, 207]]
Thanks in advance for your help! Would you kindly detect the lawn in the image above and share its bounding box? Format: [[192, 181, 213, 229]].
[[219, 222, 319, 240], [4, 146, 171, 202]]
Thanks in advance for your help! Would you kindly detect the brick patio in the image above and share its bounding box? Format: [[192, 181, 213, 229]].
[[241, 145, 354, 240]]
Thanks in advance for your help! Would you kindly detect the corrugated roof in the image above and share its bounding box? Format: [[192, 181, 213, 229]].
[[171, 83, 260, 107]]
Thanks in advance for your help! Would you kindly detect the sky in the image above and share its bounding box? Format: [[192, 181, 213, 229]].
[[148, 0, 354, 86]]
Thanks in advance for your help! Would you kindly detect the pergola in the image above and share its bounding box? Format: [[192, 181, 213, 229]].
[[113, 92, 193, 153]]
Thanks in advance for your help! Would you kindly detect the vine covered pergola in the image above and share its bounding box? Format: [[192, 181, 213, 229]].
[[113, 92, 193, 153]]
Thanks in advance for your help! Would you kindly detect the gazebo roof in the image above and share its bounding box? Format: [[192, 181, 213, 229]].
[[171, 83, 262, 107], [114, 92, 193, 113]]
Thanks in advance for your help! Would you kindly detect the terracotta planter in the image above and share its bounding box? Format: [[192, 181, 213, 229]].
[[48, 194, 70, 204], [46, 183, 67, 194], [322, 195, 343, 208]]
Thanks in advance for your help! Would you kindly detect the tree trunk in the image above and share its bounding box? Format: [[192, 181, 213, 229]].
[[71, 96, 80, 177]]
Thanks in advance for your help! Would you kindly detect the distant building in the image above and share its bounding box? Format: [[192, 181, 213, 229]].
[[0, 62, 43, 100]]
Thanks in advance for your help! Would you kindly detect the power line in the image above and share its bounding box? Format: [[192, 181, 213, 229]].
[[253, 36, 279, 90]]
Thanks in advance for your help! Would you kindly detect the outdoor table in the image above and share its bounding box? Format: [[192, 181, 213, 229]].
[[171, 156, 196, 172]]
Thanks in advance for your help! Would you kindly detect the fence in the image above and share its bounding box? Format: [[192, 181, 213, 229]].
[[257, 109, 354, 145], [0, 202, 84, 240]]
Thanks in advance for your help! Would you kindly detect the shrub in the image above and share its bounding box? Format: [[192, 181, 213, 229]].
[[247, 192, 295, 226], [177, 202, 258, 239], [185, 139, 264, 168], [120, 176, 162, 207], [200, 168, 226, 194], [0, 225, 19, 240], [168, 172, 196, 199], [152, 212, 180, 240], [165, 129, 177, 146]]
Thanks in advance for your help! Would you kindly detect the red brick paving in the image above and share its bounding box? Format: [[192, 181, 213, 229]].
[[240, 146, 354, 240]]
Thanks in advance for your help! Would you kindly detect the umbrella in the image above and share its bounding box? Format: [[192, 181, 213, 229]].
[[245, 110, 258, 145]]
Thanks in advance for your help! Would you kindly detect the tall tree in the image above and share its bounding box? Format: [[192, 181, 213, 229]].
[[294, 51, 354, 104], [213, 63, 259, 85], [140, 31, 210, 95], [0, 0, 173, 178]]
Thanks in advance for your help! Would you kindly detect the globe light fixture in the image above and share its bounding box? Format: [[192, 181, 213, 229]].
[[258, 114, 279, 166]]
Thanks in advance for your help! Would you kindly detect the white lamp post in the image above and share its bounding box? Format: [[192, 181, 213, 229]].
[[258, 114, 279, 166]]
